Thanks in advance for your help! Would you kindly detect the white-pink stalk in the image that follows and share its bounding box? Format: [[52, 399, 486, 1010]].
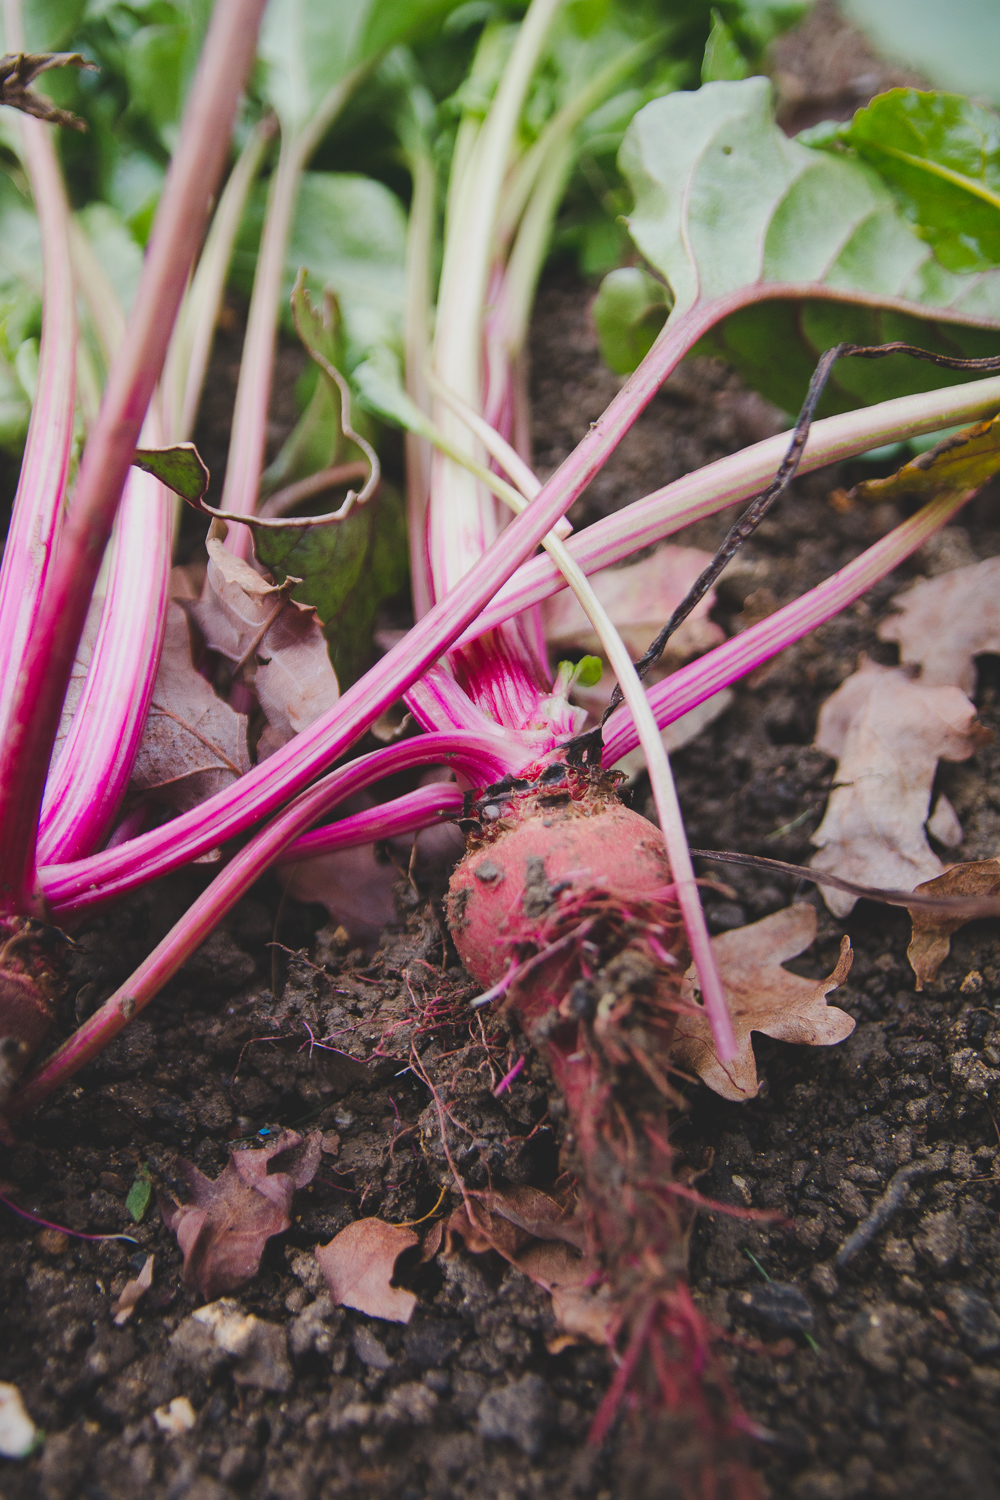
[[280, 781, 464, 862], [29, 297, 994, 911], [601, 483, 976, 764], [0, 22, 75, 720], [219, 66, 369, 561], [462, 373, 1000, 644]]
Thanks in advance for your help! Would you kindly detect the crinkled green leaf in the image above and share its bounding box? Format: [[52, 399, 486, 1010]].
[[252, 487, 408, 688], [592, 266, 671, 375], [132, 442, 208, 502], [828, 90, 1000, 275], [613, 78, 1000, 411]]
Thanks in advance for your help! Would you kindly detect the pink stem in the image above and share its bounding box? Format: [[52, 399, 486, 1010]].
[[42, 732, 519, 915], [460, 379, 1000, 647], [279, 781, 464, 862], [218, 131, 299, 561], [601, 483, 974, 764], [32, 288, 715, 910], [37, 439, 173, 863], [15, 757, 494, 1113], [0, 105, 75, 722], [0, 0, 267, 916]]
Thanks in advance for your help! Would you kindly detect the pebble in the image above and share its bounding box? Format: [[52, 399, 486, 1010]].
[[0, 1382, 37, 1458], [478, 1373, 555, 1458], [170, 1300, 291, 1393], [943, 1287, 1000, 1356], [914, 1210, 961, 1271], [153, 1397, 197, 1436], [731, 1282, 815, 1336]]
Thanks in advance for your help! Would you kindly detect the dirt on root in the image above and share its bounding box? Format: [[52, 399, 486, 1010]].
[[5, 8, 1000, 1498]]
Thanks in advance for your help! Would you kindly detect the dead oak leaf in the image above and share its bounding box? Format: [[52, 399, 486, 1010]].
[[879, 557, 1000, 696], [810, 663, 990, 916], [160, 1129, 321, 1301], [315, 1218, 419, 1323], [907, 858, 1000, 990], [444, 1187, 613, 1346], [672, 905, 854, 1102], [190, 539, 338, 758], [132, 603, 250, 812]]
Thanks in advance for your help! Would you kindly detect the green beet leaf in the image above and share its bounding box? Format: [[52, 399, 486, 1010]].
[[609, 77, 1000, 413], [830, 89, 1000, 275], [593, 266, 671, 375], [252, 485, 408, 689]]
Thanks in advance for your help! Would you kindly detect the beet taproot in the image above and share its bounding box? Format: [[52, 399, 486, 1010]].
[[446, 764, 761, 1494]]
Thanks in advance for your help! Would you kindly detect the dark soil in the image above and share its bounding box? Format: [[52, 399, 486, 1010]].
[[4, 7, 1000, 1499]]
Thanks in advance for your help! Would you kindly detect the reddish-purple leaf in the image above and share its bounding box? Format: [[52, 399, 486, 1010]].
[[160, 1129, 321, 1300], [315, 1218, 419, 1323]]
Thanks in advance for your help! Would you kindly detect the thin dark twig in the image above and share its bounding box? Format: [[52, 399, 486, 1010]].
[[561, 339, 1000, 767], [688, 847, 1000, 917]]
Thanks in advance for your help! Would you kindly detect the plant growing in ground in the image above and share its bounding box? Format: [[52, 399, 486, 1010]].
[[3, 0, 1000, 1485]]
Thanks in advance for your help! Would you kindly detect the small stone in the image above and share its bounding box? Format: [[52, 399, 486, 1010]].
[[960, 970, 984, 995], [950, 1048, 1000, 1099], [170, 1301, 290, 1392], [809, 1263, 838, 1300], [378, 1381, 439, 1428], [943, 1287, 1000, 1355], [478, 1373, 555, 1458], [731, 1282, 814, 1336], [850, 1302, 925, 1375], [153, 1396, 196, 1435], [0, 1382, 37, 1458], [914, 1210, 961, 1271], [351, 1324, 394, 1371], [837, 1180, 869, 1220], [35, 1228, 69, 1257], [883, 1238, 916, 1275]]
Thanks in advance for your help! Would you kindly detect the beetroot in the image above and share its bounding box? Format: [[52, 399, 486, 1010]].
[[447, 764, 760, 1493]]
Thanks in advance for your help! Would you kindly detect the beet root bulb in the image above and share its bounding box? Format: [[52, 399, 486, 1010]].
[[447, 764, 759, 1494]]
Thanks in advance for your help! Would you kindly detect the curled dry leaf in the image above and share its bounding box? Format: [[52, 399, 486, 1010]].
[[907, 858, 1000, 990], [878, 557, 1000, 696], [809, 661, 991, 916], [112, 1254, 154, 1325], [542, 544, 730, 767], [160, 1129, 321, 1301], [852, 414, 1000, 511], [543, 545, 723, 668], [190, 538, 338, 758], [445, 1187, 614, 1346], [278, 810, 403, 941], [315, 1218, 418, 1323], [672, 905, 855, 1102], [132, 603, 250, 812]]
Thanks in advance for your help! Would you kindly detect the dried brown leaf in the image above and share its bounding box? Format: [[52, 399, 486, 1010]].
[[160, 1129, 321, 1301], [544, 545, 722, 664], [190, 539, 338, 757], [443, 1187, 612, 1345], [0, 52, 92, 130], [132, 603, 250, 812], [810, 662, 990, 916], [112, 1254, 154, 1325], [279, 833, 401, 941], [852, 414, 1000, 507], [672, 905, 855, 1102], [879, 557, 1000, 695], [906, 858, 1000, 989], [315, 1218, 419, 1323]]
